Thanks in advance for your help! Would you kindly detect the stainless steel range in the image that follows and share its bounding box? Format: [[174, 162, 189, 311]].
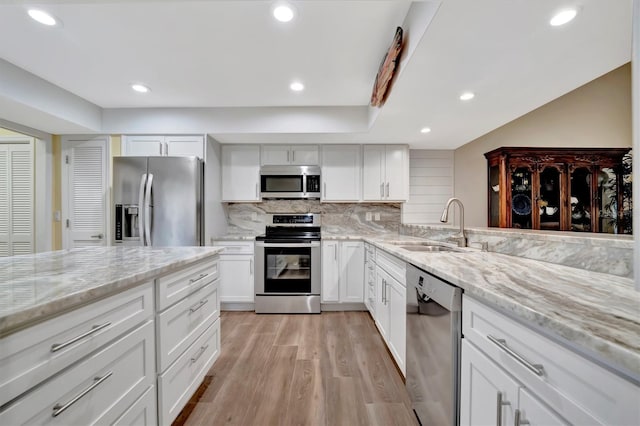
[[255, 214, 321, 314]]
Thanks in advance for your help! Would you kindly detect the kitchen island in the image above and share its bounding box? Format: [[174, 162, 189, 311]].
[[0, 246, 223, 425]]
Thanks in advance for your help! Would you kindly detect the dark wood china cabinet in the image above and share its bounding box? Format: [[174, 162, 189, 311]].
[[484, 147, 631, 233]]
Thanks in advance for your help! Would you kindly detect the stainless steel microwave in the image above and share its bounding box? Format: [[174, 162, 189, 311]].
[[260, 165, 321, 199]]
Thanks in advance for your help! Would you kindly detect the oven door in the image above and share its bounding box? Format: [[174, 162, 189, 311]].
[[255, 242, 320, 295]]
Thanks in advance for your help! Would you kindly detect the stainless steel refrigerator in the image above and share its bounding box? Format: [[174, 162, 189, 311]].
[[112, 156, 203, 246]]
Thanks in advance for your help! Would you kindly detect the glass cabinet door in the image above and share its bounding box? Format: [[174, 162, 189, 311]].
[[570, 167, 592, 232], [538, 166, 561, 230], [510, 167, 532, 229], [489, 165, 500, 227], [597, 167, 618, 233]]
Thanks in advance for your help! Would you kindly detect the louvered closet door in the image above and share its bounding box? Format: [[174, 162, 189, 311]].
[[0, 143, 34, 257], [63, 137, 108, 249]]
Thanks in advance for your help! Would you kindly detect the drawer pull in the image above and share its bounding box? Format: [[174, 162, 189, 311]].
[[189, 273, 209, 284], [189, 299, 208, 313], [496, 391, 510, 426], [51, 322, 112, 352], [52, 371, 113, 417], [488, 335, 544, 377], [191, 344, 209, 364]]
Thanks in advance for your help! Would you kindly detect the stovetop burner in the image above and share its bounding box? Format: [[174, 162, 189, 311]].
[[255, 213, 321, 242]]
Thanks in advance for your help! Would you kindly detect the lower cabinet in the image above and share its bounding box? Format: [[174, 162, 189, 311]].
[[321, 241, 364, 305], [371, 249, 406, 375], [461, 295, 640, 426], [363, 243, 376, 314], [0, 320, 156, 425], [213, 241, 255, 309]]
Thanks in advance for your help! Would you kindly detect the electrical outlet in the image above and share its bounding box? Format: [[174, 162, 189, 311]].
[[365, 212, 372, 221], [54, 210, 61, 222], [374, 212, 381, 221], [251, 212, 258, 221]]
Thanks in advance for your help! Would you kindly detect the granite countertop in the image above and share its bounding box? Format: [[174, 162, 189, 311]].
[[0, 246, 223, 336], [212, 235, 257, 241], [363, 237, 640, 380]]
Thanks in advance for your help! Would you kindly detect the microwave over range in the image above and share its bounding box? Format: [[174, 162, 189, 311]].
[[260, 165, 321, 199]]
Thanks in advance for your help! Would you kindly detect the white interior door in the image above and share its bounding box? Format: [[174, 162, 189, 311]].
[[62, 136, 109, 249], [0, 141, 34, 257]]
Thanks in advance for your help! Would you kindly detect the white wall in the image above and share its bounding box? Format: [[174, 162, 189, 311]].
[[402, 150, 454, 224]]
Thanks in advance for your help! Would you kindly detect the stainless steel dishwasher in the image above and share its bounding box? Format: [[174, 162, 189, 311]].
[[406, 263, 462, 426]]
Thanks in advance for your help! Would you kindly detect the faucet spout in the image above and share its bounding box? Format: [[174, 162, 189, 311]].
[[440, 197, 466, 247]]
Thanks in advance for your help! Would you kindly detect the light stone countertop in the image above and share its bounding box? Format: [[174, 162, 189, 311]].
[[357, 236, 639, 380], [212, 234, 257, 241], [0, 246, 223, 336]]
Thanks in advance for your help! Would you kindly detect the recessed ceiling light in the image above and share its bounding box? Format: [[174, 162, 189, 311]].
[[420, 127, 432, 134], [273, 4, 295, 22], [550, 9, 578, 26], [28, 9, 58, 26], [290, 81, 304, 92], [459, 92, 475, 101], [131, 84, 150, 93]]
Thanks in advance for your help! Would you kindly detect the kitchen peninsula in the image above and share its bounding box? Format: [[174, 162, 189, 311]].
[[0, 246, 223, 425]]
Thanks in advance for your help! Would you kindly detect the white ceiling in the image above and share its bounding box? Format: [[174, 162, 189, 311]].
[[0, 0, 633, 149]]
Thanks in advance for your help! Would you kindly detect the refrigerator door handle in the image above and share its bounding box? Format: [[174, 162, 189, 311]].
[[144, 173, 154, 246], [138, 174, 147, 245]]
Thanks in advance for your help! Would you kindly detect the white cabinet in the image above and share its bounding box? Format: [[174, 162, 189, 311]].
[[363, 145, 409, 201], [460, 295, 640, 426], [372, 249, 406, 374], [122, 135, 204, 158], [213, 241, 255, 308], [321, 241, 364, 304], [320, 145, 362, 201], [261, 145, 318, 165], [363, 243, 376, 314], [221, 145, 261, 201]]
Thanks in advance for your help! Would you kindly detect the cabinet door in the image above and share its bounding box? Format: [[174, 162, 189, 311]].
[[385, 145, 408, 201], [321, 145, 361, 201], [221, 145, 261, 201], [339, 241, 364, 303], [165, 135, 204, 158], [374, 267, 390, 339], [321, 241, 340, 302], [290, 145, 319, 165], [123, 135, 164, 156], [517, 388, 568, 426], [387, 277, 406, 374], [460, 339, 519, 426], [261, 145, 290, 165], [219, 255, 254, 303], [363, 145, 385, 200]]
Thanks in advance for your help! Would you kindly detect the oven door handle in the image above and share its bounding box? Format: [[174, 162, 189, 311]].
[[255, 242, 321, 248]]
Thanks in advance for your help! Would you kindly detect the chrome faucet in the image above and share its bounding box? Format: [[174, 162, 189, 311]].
[[440, 198, 467, 247]]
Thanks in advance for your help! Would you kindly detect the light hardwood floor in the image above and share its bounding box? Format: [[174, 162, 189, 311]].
[[173, 311, 417, 426]]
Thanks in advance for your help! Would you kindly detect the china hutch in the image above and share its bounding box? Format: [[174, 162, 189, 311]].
[[484, 147, 631, 233]]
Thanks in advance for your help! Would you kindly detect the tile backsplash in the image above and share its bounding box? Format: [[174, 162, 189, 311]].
[[224, 201, 402, 235]]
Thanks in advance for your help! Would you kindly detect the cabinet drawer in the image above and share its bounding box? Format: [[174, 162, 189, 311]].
[[0, 283, 153, 406], [157, 278, 220, 372], [213, 240, 254, 255], [157, 256, 219, 311], [376, 250, 406, 286], [112, 385, 157, 426], [463, 296, 639, 425], [158, 317, 221, 425], [0, 320, 155, 425]]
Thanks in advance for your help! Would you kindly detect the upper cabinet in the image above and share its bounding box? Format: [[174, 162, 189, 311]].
[[321, 145, 361, 202], [122, 135, 204, 159], [485, 147, 632, 233], [221, 145, 261, 202], [261, 145, 319, 166], [363, 145, 409, 202]]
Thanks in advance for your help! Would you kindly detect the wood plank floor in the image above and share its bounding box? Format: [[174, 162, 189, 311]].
[[173, 311, 417, 426]]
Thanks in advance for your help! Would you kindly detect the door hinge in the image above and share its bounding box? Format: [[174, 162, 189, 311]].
[[65, 155, 70, 164], [66, 219, 70, 228]]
